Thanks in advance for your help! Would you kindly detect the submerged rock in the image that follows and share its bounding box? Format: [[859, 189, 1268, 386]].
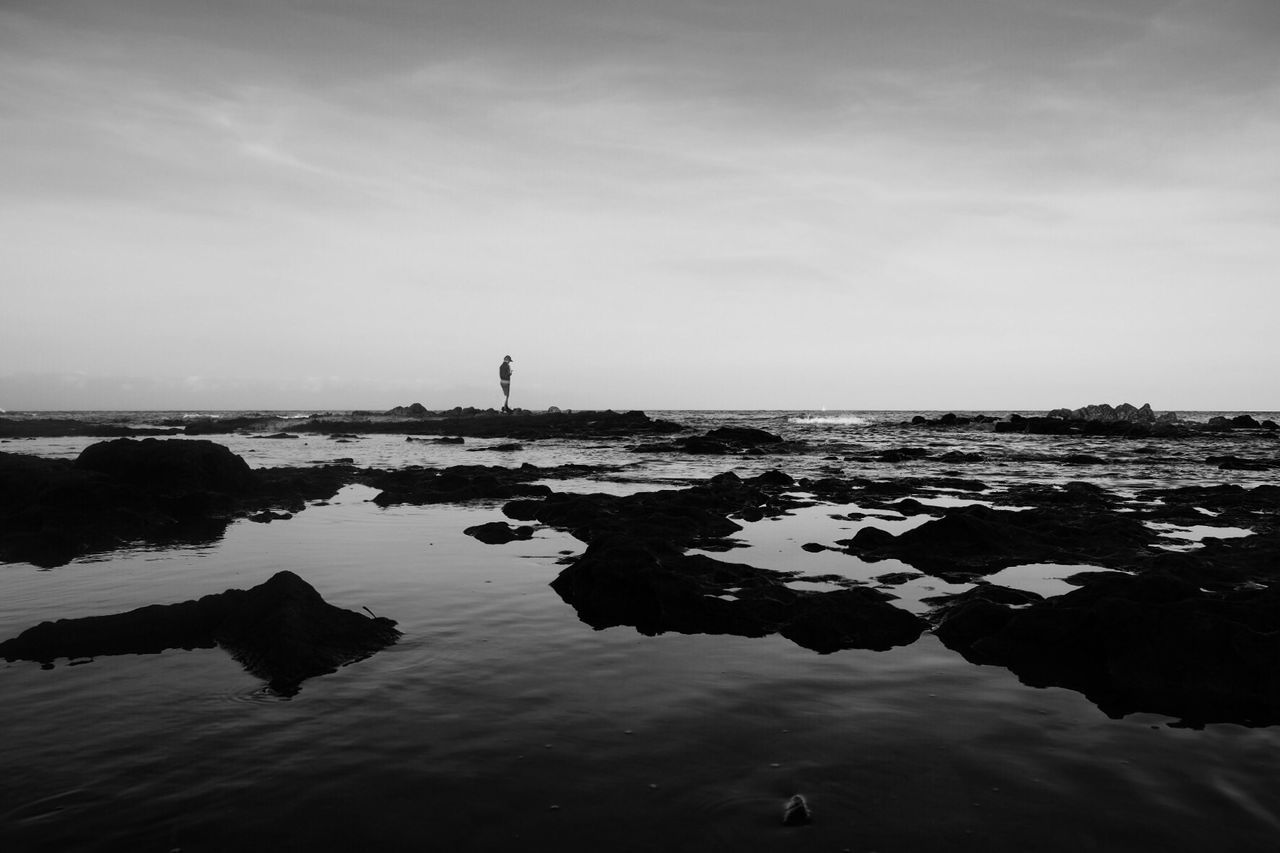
[[0, 571, 400, 696]]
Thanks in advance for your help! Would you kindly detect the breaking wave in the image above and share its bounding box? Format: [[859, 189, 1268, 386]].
[[788, 415, 871, 426]]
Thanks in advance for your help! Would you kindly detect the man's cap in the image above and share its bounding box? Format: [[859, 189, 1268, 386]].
[[504, 355, 513, 361]]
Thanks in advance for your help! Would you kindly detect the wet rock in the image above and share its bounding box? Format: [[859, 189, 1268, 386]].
[[878, 447, 931, 462], [385, 402, 429, 416], [76, 437, 256, 493], [367, 463, 606, 507], [550, 536, 926, 652], [931, 571, 1280, 726], [704, 426, 783, 445], [248, 510, 293, 523], [0, 444, 358, 567], [1207, 455, 1272, 471], [889, 498, 940, 516], [1062, 454, 1105, 465], [0, 418, 182, 438], [873, 571, 923, 585], [0, 570, 400, 696], [464, 521, 535, 544], [779, 587, 925, 653], [841, 503, 1158, 579], [939, 450, 985, 462], [782, 794, 812, 826]]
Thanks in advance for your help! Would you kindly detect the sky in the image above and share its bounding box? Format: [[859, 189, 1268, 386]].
[[2, 0, 1278, 412]]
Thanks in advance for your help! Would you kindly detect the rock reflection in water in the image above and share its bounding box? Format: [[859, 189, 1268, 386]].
[[0, 571, 400, 696]]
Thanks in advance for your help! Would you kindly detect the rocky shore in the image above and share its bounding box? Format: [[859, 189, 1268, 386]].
[[3, 408, 1279, 725]]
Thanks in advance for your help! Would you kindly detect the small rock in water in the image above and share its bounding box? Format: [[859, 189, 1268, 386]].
[[782, 793, 812, 826]]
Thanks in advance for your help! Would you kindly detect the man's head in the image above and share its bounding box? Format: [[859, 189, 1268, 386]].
[[504, 355, 513, 362]]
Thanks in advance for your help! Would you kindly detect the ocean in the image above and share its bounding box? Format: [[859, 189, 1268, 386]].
[[2, 409, 1279, 851]]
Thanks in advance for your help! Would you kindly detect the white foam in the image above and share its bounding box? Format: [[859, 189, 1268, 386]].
[[788, 415, 870, 426]]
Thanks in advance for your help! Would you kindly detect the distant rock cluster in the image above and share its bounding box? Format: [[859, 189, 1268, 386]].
[[1045, 402, 1177, 423], [910, 403, 1276, 436]]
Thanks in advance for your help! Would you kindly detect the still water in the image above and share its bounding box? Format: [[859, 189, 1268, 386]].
[[2, 411, 1279, 851]]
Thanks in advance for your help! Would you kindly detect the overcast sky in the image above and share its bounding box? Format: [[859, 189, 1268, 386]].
[[2, 0, 1277, 412]]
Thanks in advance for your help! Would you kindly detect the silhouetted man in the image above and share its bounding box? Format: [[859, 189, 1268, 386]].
[[499, 355, 513, 413]]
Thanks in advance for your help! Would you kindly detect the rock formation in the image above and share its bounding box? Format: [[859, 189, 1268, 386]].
[[0, 571, 401, 696]]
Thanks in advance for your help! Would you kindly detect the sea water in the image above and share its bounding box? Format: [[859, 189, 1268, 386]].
[[2, 411, 1279, 851]]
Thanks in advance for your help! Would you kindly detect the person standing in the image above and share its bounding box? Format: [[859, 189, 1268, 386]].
[[499, 355, 514, 413]]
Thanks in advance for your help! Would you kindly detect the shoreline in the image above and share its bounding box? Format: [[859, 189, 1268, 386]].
[[2, 411, 1279, 727]]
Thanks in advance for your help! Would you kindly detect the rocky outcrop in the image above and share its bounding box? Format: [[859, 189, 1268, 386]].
[[1046, 402, 1175, 423], [631, 426, 799, 456], [0, 418, 182, 438], [932, 571, 1280, 726], [499, 471, 927, 652], [0, 571, 400, 696], [549, 536, 925, 653], [0, 440, 355, 568], [76, 437, 257, 493], [385, 402, 429, 416], [364, 462, 604, 507], [839, 503, 1158, 581], [182, 409, 685, 439]]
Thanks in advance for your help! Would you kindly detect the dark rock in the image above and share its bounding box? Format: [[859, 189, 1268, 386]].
[[704, 426, 783, 445], [778, 587, 925, 653], [1230, 414, 1262, 429], [248, 510, 293, 523], [878, 447, 931, 462], [76, 437, 257, 494], [873, 572, 923, 585], [932, 571, 1280, 726], [366, 463, 606, 507], [782, 794, 812, 826], [1, 444, 359, 567], [0, 418, 182, 438], [0, 570, 400, 696], [1063, 454, 1105, 465], [680, 436, 732, 455], [939, 451, 984, 462], [842, 503, 1158, 578], [890, 498, 939, 515], [385, 403, 429, 416], [1207, 455, 1271, 471], [464, 521, 535, 544], [839, 526, 897, 551], [751, 470, 795, 488], [549, 536, 926, 653]]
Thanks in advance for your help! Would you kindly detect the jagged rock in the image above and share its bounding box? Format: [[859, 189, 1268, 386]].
[[0, 571, 400, 696], [385, 403, 429, 416]]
